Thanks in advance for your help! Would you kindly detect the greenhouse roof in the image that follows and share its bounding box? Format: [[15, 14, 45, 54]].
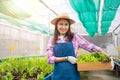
[[0, 0, 120, 36]]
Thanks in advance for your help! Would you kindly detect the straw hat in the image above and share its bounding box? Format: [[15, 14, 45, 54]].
[[51, 12, 75, 25]]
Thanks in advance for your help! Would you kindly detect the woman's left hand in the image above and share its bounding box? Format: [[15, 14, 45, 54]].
[[110, 56, 115, 70]]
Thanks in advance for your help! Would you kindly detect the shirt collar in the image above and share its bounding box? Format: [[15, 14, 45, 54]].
[[58, 35, 69, 41]]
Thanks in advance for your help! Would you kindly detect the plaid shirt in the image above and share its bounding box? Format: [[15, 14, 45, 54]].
[[46, 33, 102, 64]]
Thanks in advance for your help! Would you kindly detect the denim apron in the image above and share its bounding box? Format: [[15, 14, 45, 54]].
[[52, 42, 80, 80]]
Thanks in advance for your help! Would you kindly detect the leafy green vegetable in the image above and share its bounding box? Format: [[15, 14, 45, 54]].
[[0, 56, 54, 80], [77, 52, 110, 63]]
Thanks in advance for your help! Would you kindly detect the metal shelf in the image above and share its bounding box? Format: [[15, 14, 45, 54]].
[[113, 58, 120, 77]]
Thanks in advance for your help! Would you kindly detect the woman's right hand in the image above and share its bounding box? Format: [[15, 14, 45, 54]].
[[67, 56, 77, 64]]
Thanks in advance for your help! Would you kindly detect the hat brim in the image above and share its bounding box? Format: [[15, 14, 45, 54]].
[[51, 18, 75, 25]]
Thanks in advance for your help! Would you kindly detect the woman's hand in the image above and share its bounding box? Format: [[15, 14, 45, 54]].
[[101, 51, 115, 70], [100, 51, 112, 62], [67, 56, 77, 64]]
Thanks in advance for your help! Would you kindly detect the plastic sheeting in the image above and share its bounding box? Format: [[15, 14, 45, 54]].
[[0, 0, 31, 19], [0, 23, 49, 57], [69, 0, 100, 37], [0, 12, 54, 35], [101, 0, 120, 35], [0, 0, 120, 37], [0, 0, 54, 35], [69, 0, 120, 36]]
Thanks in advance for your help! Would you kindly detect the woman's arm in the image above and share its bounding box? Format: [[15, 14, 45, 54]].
[[46, 37, 56, 64], [75, 33, 110, 56], [55, 57, 68, 62], [75, 33, 102, 52]]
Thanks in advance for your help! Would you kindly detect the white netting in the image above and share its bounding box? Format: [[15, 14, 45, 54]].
[[0, 22, 48, 58]]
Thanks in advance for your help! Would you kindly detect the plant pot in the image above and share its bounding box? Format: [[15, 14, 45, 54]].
[[77, 62, 112, 71], [44, 72, 53, 80]]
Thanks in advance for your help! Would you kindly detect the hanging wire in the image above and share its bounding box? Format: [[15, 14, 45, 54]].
[[112, 23, 120, 33], [39, 0, 57, 15], [48, 10, 50, 35]]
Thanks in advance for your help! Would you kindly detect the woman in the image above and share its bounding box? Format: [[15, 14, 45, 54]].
[[46, 13, 107, 80]]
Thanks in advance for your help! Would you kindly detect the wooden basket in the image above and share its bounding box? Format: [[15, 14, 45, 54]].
[[77, 62, 112, 71]]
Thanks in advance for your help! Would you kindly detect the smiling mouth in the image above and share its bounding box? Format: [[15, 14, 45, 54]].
[[61, 30, 66, 32], [60, 29, 66, 31]]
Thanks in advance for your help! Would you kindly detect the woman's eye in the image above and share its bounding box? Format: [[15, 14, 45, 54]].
[[59, 23, 63, 25], [65, 24, 68, 26]]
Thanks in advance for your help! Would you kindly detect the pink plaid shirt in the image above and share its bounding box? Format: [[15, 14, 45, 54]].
[[46, 33, 102, 64]]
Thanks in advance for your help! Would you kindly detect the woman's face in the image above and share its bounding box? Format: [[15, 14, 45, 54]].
[[57, 19, 69, 36]]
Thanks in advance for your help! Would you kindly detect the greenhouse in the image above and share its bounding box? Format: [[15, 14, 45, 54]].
[[0, 0, 120, 80]]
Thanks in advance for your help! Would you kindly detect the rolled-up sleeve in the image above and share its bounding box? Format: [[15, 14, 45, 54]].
[[46, 37, 55, 64], [75, 33, 102, 52]]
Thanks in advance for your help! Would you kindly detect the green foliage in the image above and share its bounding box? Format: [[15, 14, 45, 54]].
[[77, 52, 110, 63], [0, 56, 54, 80], [1, 76, 8, 80]]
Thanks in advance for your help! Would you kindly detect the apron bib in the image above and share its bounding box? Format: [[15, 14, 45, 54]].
[[52, 42, 80, 80]]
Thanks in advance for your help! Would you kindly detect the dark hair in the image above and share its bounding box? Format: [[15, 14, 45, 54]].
[[53, 18, 73, 44]]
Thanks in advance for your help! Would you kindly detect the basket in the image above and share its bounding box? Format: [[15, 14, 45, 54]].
[[77, 62, 112, 71]]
